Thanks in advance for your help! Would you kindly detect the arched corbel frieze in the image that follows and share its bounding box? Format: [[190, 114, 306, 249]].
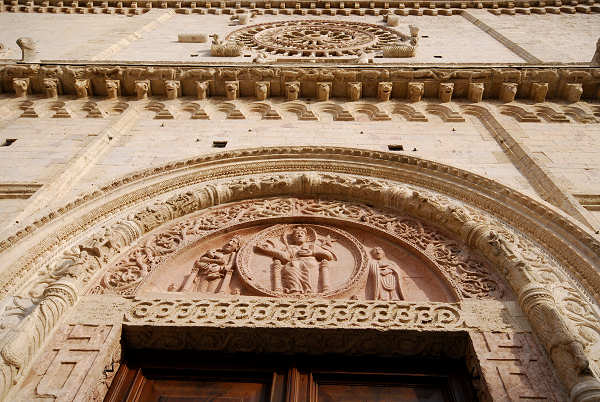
[[1, 149, 600, 400]]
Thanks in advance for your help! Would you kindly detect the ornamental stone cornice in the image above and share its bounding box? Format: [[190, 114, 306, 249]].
[[0, 1, 598, 16], [1, 64, 599, 103]]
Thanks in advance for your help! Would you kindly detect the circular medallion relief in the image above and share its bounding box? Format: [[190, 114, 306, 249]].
[[236, 224, 368, 297], [226, 20, 404, 56]]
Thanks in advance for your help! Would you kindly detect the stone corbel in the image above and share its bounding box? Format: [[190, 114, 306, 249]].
[[564, 83, 583, 103], [12, 78, 30, 98], [225, 81, 239, 100], [255, 81, 270, 101], [134, 79, 150, 100], [408, 82, 424, 102], [438, 82, 454, 103], [42, 78, 60, 98], [195, 80, 210, 100], [468, 82, 484, 103], [74, 78, 91, 98], [499, 82, 518, 103], [316, 82, 331, 101], [377, 81, 393, 102], [105, 79, 121, 99], [531, 82, 548, 103], [285, 81, 300, 101], [164, 80, 180, 100], [347, 82, 362, 101]]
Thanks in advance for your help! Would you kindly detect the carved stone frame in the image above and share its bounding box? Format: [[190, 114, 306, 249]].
[[1, 147, 600, 401]]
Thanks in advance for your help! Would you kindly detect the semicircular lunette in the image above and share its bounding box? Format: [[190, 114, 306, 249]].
[[94, 197, 512, 303]]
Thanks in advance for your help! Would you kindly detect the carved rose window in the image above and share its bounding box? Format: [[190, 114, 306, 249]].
[[226, 20, 405, 57]]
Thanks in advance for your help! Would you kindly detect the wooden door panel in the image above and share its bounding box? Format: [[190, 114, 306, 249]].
[[317, 383, 447, 402], [138, 379, 268, 402], [105, 352, 475, 402]]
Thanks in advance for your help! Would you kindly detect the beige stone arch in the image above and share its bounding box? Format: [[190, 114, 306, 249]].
[[1, 147, 600, 401]]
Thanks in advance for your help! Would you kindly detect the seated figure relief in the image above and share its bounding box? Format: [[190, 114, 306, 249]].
[[255, 226, 337, 294]]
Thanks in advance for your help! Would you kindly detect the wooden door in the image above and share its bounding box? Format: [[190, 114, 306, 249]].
[[104, 351, 475, 402]]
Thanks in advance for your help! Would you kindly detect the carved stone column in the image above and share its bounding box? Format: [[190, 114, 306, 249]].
[[320, 260, 331, 292], [0, 276, 79, 399], [271, 260, 283, 292], [519, 285, 600, 402]]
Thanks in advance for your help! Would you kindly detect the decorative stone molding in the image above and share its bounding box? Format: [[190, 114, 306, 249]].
[[2, 65, 599, 102], [124, 297, 469, 330], [2, 0, 600, 15]]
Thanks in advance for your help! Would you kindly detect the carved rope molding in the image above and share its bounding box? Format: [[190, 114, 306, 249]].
[[123, 297, 487, 331], [1, 172, 599, 400]]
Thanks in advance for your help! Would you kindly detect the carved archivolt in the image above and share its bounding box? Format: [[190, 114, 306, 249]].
[[1, 149, 600, 400]]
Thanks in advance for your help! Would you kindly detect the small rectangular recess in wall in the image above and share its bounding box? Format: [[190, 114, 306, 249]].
[[1, 139, 17, 147], [213, 140, 228, 148], [0, 183, 43, 199], [573, 194, 600, 211], [388, 144, 404, 151]]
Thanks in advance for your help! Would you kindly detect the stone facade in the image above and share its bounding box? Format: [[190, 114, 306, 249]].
[[0, 5, 599, 402]]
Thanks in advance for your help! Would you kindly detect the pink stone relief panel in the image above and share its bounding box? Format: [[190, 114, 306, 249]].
[[138, 224, 457, 302], [96, 198, 513, 302]]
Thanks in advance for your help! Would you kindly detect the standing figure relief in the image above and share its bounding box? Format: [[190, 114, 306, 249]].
[[369, 247, 403, 301], [255, 226, 337, 294]]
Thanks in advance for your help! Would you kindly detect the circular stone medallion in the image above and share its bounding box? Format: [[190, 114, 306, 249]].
[[226, 20, 404, 57], [236, 224, 367, 297]]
